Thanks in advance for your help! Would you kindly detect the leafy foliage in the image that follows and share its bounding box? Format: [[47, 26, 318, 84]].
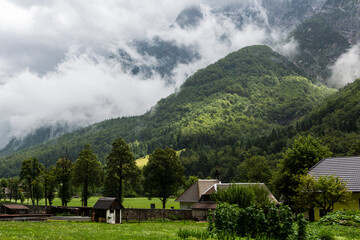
[[212, 184, 273, 209], [143, 147, 185, 209], [19, 157, 44, 205], [294, 174, 352, 215], [55, 157, 73, 206], [318, 210, 360, 227], [71, 144, 103, 207], [273, 135, 332, 202], [104, 137, 140, 202], [209, 203, 296, 239]]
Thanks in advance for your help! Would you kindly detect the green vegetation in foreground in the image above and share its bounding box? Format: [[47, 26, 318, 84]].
[[0, 221, 207, 240], [10, 197, 179, 209], [0, 221, 359, 240]]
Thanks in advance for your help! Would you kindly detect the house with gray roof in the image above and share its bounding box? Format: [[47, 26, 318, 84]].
[[175, 179, 219, 209], [307, 156, 360, 220]]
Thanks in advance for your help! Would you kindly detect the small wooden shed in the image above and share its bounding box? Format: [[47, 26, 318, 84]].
[[93, 197, 123, 224], [1, 204, 30, 214]]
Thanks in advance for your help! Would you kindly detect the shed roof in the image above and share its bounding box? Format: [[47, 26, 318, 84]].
[[175, 179, 219, 203], [93, 197, 123, 210], [309, 156, 360, 192], [3, 204, 29, 210]]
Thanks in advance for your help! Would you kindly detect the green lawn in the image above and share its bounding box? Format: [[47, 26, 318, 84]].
[[0, 221, 206, 240], [0, 221, 359, 240], [5, 197, 179, 209]]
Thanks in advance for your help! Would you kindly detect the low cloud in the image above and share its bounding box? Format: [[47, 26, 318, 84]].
[[329, 43, 360, 88], [0, 0, 300, 148]]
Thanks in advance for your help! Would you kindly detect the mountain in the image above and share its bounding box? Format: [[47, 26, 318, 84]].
[[291, 0, 360, 83], [0, 45, 335, 179], [251, 78, 360, 158], [3, 0, 359, 162]]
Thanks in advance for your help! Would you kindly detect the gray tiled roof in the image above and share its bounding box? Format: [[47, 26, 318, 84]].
[[175, 179, 219, 202], [309, 156, 360, 192]]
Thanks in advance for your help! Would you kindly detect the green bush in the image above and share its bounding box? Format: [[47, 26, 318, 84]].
[[210, 203, 296, 239], [318, 210, 360, 227], [211, 184, 272, 209], [297, 214, 307, 240]]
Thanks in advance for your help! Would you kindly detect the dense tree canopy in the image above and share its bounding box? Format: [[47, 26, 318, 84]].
[[19, 157, 44, 205], [72, 144, 103, 207], [104, 137, 140, 202], [55, 158, 73, 206], [143, 147, 185, 209], [274, 135, 332, 202], [293, 174, 352, 215]]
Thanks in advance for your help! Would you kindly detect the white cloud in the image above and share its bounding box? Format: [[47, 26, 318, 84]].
[[329, 43, 360, 88], [0, 0, 300, 148]]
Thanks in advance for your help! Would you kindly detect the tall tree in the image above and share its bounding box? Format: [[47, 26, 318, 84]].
[[104, 137, 140, 203], [0, 178, 7, 202], [55, 158, 73, 206], [274, 135, 332, 202], [293, 174, 352, 215], [7, 177, 20, 202], [237, 155, 272, 184], [44, 166, 57, 206], [19, 157, 44, 205], [72, 144, 103, 207], [143, 147, 185, 209]]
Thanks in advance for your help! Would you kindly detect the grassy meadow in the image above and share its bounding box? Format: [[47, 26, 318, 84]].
[[0, 221, 359, 239], [0, 221, 207, 240], [6, 197, 179, 209]]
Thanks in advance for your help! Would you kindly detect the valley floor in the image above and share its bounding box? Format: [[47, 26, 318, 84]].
[[0, 221, 359, 239]]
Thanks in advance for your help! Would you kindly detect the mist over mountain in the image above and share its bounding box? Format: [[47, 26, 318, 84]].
[[1, 0, 360, 155]]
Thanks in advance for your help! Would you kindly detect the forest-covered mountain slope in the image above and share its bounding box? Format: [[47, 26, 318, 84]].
[[0, 45, 335, 178], [252, 78, 360, 158]]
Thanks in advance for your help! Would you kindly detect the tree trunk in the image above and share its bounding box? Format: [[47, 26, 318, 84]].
[[84, 181, 88, 207], [161, 198, 166, 209], [119, 169, 123, 203]]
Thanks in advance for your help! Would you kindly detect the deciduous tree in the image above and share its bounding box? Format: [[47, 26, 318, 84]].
[[143, 147, 185, 209], [72, 144, 103, 207], [19, 157, 44, 205], [293, 174, 352, 215], [238, 155, 271, 184], [44, 166, 57, 206], [0, 178, 7, 202], [104, 137, 140, 203], [274, 135, 332, 202], [55, 158, 73, 206]]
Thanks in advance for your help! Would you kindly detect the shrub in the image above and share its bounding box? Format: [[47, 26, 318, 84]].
[[212, 185, 255, 208], [210, 203, 296, 239], [297, 214, 307, 240], [318, 210, 360, 227]]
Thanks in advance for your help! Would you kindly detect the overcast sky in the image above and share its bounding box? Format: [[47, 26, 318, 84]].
[[0, 0, 282, 148], [2, 0, 358, 149]]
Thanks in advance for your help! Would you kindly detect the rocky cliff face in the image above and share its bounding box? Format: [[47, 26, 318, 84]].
[[262, 0, 327, 28], [320, 0, 360, 43]]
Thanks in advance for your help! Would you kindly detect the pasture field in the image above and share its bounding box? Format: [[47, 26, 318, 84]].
[[7, 197, 179, 209], [0, 221, 206, 240], [0, 221, 359, 239]]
